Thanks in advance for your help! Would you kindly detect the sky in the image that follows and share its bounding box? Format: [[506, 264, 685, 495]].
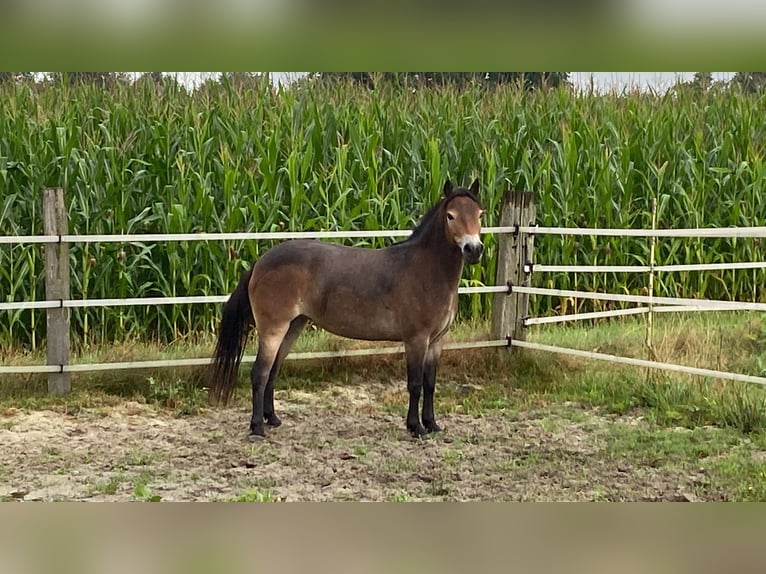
[[569, 72, 735, 92]]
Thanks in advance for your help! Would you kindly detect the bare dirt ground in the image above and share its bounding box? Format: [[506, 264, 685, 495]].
[[0, 382, 715, 502]]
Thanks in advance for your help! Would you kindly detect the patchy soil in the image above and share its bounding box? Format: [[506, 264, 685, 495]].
[[0, 382, 730, 501]]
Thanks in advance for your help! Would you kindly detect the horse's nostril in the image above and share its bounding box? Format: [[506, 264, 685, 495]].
[[463, 243, 483, 260]]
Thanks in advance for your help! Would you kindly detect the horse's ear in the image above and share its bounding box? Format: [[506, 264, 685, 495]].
[[443, 179, 453, 197], [470, 178, 480, 195]]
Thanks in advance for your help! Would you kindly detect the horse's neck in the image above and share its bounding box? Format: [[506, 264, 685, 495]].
[[417, 234, 464, 287]]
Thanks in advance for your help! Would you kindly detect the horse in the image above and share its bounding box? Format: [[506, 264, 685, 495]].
[[208, 178, 484, 439]]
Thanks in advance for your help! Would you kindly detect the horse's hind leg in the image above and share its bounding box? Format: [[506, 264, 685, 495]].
[[422, 340, 444, 434], [249, 324, 290, 440], [263, 316, 309, 428]]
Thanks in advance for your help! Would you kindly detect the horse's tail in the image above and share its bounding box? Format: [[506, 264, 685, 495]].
[[208, 262, 256, 406]]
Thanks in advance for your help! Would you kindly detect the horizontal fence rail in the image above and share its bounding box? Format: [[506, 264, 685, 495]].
[[1, 230, 408, 245], [531, 261, 766, 274], [5, 225, 766, 246], [523, 307, 652, 326], [0, 286, 510, 312], [515, 286, 766, 313], [3, 226, 511, 245], [6, 327, 763, 387], [518, 225, 766, 238], [532, 264, 652, 273], [0, 339, 510, 375], [512, 340, 766, 387], [523, 305, 737, 327]]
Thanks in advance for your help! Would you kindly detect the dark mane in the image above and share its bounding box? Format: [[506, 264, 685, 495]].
[[395, 187, 482, 246]]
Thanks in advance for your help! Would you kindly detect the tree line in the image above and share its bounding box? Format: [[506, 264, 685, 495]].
[[3, 71, 766, 92], [0, 72, 572, 91]]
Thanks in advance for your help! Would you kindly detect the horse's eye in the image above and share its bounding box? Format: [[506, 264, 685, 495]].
[[446, 213, 455, 221]]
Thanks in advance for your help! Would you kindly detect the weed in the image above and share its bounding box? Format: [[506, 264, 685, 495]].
[[146, 376, 207, 416], [386, 492, 411, 502], [230, 488, 277, 502], [425, 479, 449, 498], [714, 387, 766, 434], [133, 475, 161, 502], [442, 449, 466, 466], [703, 451, 766, 501], [91, 476, 123, 496]]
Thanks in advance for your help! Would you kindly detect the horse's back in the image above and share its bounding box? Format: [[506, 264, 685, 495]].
[[253, 239, 382, 276]]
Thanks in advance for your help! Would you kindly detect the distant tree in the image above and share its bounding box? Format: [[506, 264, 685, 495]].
[[691, 72, 713, 90], [192, 72, 269, 97], [675, 72, 714, 94], [731, 72, 766, 93], [48, 72, 129, 88], [133, 72, 181, 92], [484, 72, 570, 89], [218, 72, 265, 89], [142, 72, 165, 83], [316, 72, 570, 90], [0, 72, 34, 84]]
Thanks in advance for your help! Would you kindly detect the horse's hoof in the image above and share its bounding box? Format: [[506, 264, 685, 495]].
[[248, 432, 266, 442], [425, 422, 443, 434], [265, 415, 282, 428], [408, 424, 428, 439], [249, 424, 266, 441]]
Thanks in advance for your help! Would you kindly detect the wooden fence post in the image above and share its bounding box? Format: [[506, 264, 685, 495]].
[[491, 190, 536, 346], [43, 188, 70, 395]]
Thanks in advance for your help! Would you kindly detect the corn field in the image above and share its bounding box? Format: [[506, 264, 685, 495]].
[[1, 76, 766, 350]]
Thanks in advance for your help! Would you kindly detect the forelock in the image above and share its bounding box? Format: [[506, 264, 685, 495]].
[[444, 188, 483, 210]]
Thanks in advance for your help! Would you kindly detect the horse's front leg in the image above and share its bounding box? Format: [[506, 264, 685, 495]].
[[404, 338, 429, 438], [422, 339, 444, 434]]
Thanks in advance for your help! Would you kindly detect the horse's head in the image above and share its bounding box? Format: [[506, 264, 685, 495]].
[[442, 178, 484, 265]]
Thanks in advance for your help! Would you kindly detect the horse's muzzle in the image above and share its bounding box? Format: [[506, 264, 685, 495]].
[[462, 242, 484, 265]]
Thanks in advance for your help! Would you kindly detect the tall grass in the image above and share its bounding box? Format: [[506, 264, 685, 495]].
[[1, 77, 766, 348]]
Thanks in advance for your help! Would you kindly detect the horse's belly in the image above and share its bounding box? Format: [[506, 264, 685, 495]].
[[304, 291, 457, 343], [311, 303, 402, 342]]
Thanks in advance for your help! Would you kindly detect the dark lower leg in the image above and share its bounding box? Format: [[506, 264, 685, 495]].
[[406, 381, 425, 437], [405, 342, 427, 437], [249, 365, 269, 438], [263, 378, 281, 427], [422, 361, 441, 433]]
